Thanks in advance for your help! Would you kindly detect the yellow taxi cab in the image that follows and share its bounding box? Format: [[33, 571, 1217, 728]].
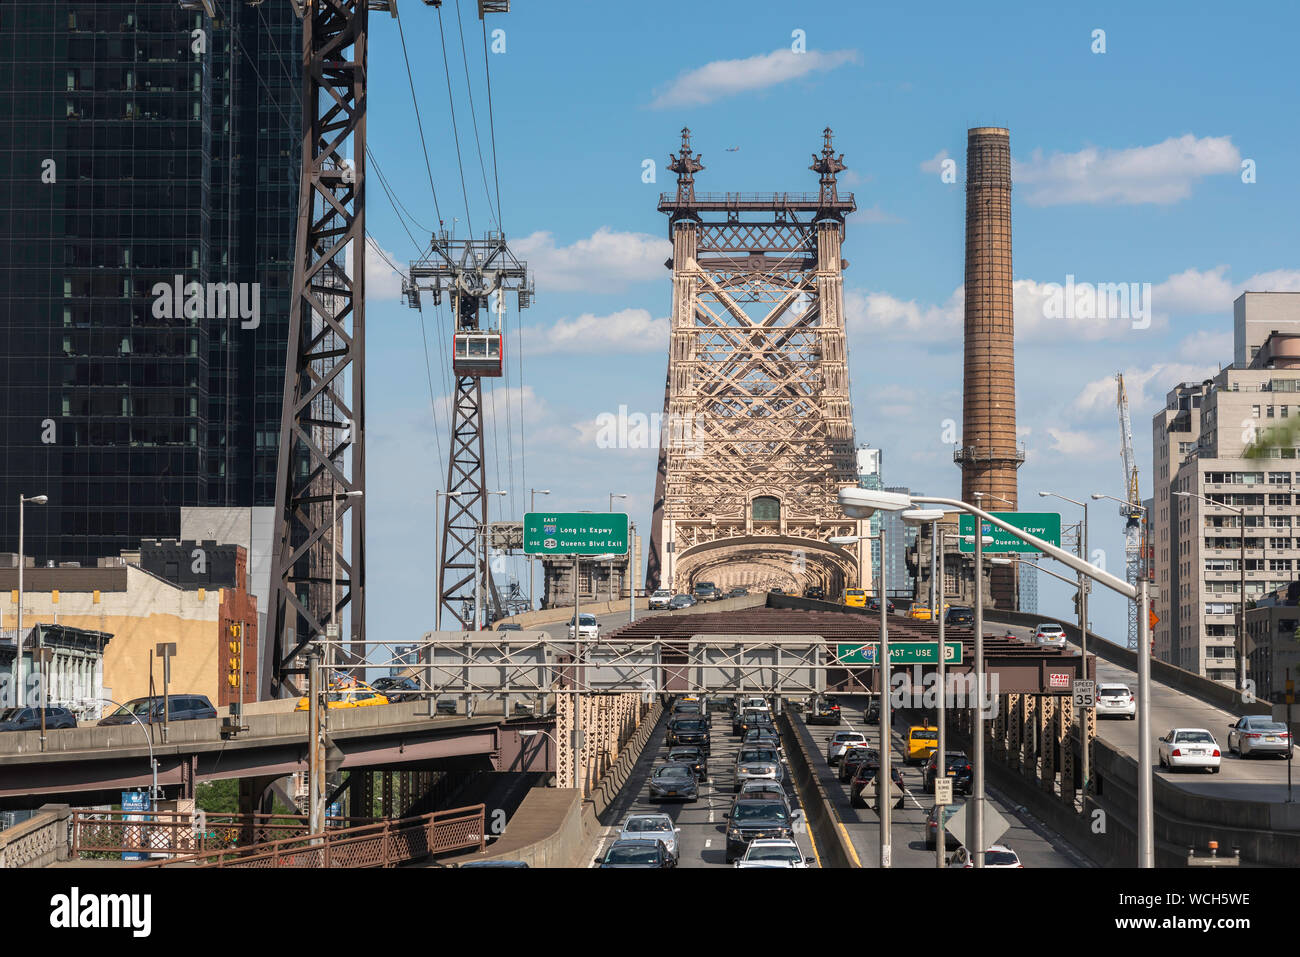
[[908, 603, 949, 621], [842, 588, 867, 608], [295, 678, 390, 712], [906, 725, 940, 765]]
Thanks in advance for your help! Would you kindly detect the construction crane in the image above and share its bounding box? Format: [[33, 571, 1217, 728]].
[[1116, 373, 1143, 650]]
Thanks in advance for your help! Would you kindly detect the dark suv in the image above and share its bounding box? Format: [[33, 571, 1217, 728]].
[[922, 750, 973, 795], [692, 582, 720, 602], [945, 606, 975, 628], [370, 676, 421, 702], [0, 707, 78, 731], [98, 695, 217, 726], [666, 716, 711, 752], [804, 586, 825, 600], [838, 745, 879, 784], [725, 798, 800, 863]]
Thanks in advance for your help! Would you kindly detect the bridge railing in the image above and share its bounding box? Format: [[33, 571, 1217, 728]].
[[133, 804, 486, 868], [69, 810, 381, 860]]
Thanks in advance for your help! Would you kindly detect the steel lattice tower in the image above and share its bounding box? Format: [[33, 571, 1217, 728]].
[[646, 129, 863, 595], [267, 0, 391, 697]]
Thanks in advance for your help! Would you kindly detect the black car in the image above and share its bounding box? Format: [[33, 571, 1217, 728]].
[[739, 711, 776, 738], [945, 606, 975, 628], [666, 745, 708, 782], [806, 696, 841, 725], [495, 622, 523, 632], [725, 798, 799, 863], [849, 758, 905, 808], [666, 716, 711, 752], [838, 745, 879, 784], [922, 750, 973, 795], [370, 676, 421, 702], [597, 839, 677, 868], [866, 597, 896, 613], [864, 697, 881, 724], [671, 698, 703, 717], [727, 587, 749, 598], [0, 707, 78, 731], [805, 586, 825, 600], [668, 594, 696, 610], [648, 764, 699, 802], [98, 695, 216, 726]]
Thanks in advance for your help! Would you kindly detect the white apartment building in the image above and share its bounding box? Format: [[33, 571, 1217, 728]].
[[1152, 292, 1300, 683]]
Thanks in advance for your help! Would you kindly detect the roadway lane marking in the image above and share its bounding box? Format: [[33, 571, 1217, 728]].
[[705, 839, 712, 848]]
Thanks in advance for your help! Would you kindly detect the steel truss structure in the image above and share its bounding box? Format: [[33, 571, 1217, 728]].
[[405, 233, 532, 629], [268, 0, 393, 697], [646, 129, 862, 597]]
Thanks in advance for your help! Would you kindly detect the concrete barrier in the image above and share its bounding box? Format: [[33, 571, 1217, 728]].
[[440, 701, 664, 867], [985, 609, 1271, 718], [0, 804, 70, 868], [777, 711, 857, 868]]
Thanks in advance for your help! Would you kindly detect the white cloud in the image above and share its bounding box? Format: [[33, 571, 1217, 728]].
[[1069, 363, 1219, 419], [850, 204, 902, 225], [650, 48, 860, 109], [1013, 134, 1241, 205], [1176, 329, 1233, 363], [345, 237, 405, 301], [524, 308, 669, 355], [1045, 427, 1106, 458], [512, 227, 669, 292], [844, 286, 963, 338], [920, 149, 950, 174]]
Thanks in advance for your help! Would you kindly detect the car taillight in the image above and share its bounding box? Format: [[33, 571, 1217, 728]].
[[964, 764, 972, 771], [1172, 748, 1181, 757], [1246, 733, 1261, 739], [1212, 749, 1221, 757]]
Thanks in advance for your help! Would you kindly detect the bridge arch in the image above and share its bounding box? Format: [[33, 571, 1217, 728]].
[[674, 534, 857, 597]]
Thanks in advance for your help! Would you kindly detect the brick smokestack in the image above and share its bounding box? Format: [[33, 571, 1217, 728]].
[[958, 127, 1021, 610]]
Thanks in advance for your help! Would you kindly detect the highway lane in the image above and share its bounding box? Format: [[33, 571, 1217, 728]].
[[587, 702, 818, 868], [796, 694, 1090, 868], [1000, 623, 1300, 802]]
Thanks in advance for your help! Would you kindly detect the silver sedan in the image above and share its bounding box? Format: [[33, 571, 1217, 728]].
[[618, 813, 681, 861], [1227, 716, 1294, 758]]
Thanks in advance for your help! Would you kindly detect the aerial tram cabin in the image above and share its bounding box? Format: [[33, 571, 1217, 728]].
[[452, 331, 503, 377]]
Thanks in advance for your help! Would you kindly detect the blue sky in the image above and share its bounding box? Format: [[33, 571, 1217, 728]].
[[354, 0, 1300, 648]]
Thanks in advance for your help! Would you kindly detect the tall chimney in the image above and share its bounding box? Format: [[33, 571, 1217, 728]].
[[958, 126, 1021, 609]]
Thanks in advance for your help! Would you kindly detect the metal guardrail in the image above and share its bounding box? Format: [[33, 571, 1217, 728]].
[[135, 804, 487, 868], [70, 810, 381, 859]]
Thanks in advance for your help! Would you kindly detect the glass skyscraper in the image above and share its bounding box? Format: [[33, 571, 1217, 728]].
[[0, 2, 300, 565]]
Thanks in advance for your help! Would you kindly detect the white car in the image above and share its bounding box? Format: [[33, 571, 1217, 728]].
[[740, 696, 771, 713], [950, 843, 1023, 868], [648, 589, 674, 610], [733, 838, 813, 868], [1033, 623, 1067, 649], [618, 813, 681, 861], [568, 613, 599, 639], [1158, 728, 1222, 773], [1095, 683, 1136, 719], [826, 730, 866, 765]]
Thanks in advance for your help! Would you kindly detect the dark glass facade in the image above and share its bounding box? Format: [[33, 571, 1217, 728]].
[[0, 1, 300, 565]]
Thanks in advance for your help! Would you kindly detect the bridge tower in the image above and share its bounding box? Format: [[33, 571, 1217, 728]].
[[646, 129, 863, 596]]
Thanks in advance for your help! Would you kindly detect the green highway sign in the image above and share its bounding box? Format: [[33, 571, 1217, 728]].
[[958, 511, 1061, 554], [523, 512, 629, 556], [835, 642, 963, 666]]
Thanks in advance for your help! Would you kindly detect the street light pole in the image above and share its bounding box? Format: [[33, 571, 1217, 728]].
[[970, 491, 985, 868], [1041, 491, 1092, 795], [529, 489, 551, 612], [878, 523, 891, 868], [14, 494, 48, 711]]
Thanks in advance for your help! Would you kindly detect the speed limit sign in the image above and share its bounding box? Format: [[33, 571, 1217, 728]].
[[1073, 679, 1096, 707]]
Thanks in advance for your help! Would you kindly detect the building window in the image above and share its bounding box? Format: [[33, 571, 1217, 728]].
[[752, 496, 780, 523]]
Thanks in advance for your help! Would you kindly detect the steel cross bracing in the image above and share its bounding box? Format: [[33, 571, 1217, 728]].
[[405, 233, 532, 629], [647, 128, 860, 596], [268, 0, 389, 697]]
